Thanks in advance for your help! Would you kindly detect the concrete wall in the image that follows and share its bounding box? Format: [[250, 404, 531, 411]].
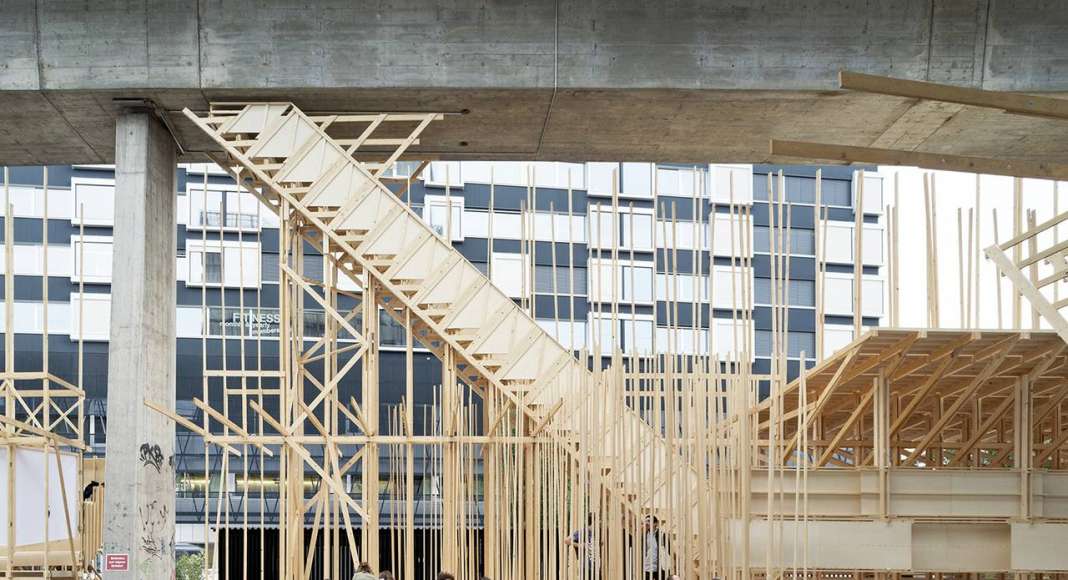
[[4, 0, 1066, 92]]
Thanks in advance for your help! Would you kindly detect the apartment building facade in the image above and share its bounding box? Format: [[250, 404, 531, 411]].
[[0, 161, 885, 537]]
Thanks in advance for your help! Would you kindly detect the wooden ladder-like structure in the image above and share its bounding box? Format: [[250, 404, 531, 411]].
[[183, 103, 704, 569], [987, 210, 1068, 345]]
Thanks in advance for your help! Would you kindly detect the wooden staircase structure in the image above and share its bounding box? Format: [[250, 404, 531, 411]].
[[175, 102, 720, 579]]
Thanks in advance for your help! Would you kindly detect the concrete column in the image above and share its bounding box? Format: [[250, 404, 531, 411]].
[[101, 112, 176, 579]]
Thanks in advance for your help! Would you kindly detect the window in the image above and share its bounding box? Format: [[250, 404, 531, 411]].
[[753, 227, 816, 255], [261, 253, 279, 283], [491, 253, 527, 298], [755, 279, 815, 307], [656, 273, 709, 303], [423, 195, 463, 241], [589, 205, 617, 248], [588, 313, 653, 355], [622, 265, 654, 303], [621, 210, 654, 251], [656, 166, 699, 197], [711, 266, 751, 310], [710, 214, 752, 256], [822, 180, 852, 207], [69, 237, 111, 281], [588, 260, 653, 303], [529, 212, 586, 244], [656, 220, 708, 250], [756, 331, 816, 359], [203, 252, 222, 284], [424, 161, 463, 187], [187, 187, 260, 231], [712, 319, 753, 357], [187, 241, 261, 288], [71, 179, 115, 226], [536, 319, 588, 351], [655, 327, 709, 355], [534, 266, 587, 295]]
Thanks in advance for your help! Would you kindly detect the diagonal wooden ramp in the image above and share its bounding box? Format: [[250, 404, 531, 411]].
[[183, 103, 704, 539]]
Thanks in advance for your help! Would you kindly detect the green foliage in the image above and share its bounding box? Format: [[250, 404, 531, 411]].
[[176, 553, 205, 580]]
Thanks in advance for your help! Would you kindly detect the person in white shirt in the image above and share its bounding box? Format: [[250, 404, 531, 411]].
[[643, 515, 670, 579]]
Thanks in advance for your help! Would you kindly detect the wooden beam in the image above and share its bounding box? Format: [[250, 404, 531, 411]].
[[839, 70, 1068, 121], [770, 139, 1068, 181]]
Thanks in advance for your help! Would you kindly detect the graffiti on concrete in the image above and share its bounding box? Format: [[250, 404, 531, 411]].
[[138, 442, 164, 473], [139, 499, 170, 559]]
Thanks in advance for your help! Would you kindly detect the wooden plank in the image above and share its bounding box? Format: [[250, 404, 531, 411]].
[[770, 139, 1068, 181], [839, 70, 1068, 121]]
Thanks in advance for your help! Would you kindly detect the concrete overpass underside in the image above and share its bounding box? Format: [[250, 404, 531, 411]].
[[2, 0, 1068, 165]]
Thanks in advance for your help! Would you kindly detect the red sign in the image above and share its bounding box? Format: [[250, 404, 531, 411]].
[[104, 553, 129, 571]]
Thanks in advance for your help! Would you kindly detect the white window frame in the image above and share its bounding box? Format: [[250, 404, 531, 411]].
[[70, 176, 115, 226], [186, 240, 261, 289], [710, 213, 753, 257], [187, 182, 261, 233], [587, 312, 654, 355], [711, 318, 755, 357], [710, 265, 752, 310], [423, 194, 464, 241], [587, 258, 654, 305], [424, 161, 463, 188], [70, 235, 113, 284]]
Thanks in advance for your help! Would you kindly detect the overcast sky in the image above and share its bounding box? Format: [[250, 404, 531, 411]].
[[878, 167, 1065, 332]]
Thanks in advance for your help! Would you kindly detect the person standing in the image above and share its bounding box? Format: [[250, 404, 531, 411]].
[[565, 514, 601, 579], [643, 515, 671, 580]]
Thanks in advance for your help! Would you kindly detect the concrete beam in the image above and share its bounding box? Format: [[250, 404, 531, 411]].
[[1, 1, 1067, 165], [100, 112, 177, 579]]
